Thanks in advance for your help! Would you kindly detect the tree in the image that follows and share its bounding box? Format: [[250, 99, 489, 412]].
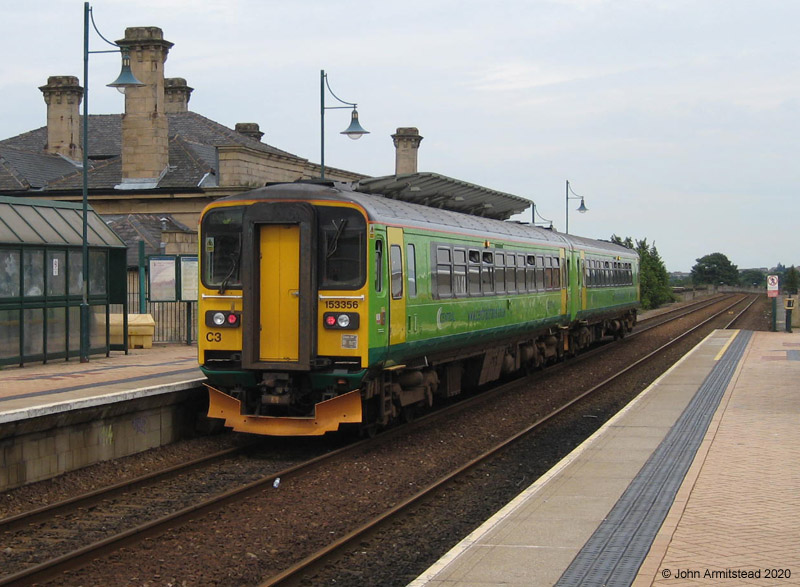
[[739, 269, 766, 288], [690, 253, 739, 286], [611, 234, 673, 310], [784, 266, 800, 295]]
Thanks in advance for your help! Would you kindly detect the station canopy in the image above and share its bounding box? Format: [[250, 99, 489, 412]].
[[355, 172, 531, 221], [0, 196, 126, 248]]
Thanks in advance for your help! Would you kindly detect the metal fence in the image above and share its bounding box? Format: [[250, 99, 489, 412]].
[[110, 271, 197, 344]]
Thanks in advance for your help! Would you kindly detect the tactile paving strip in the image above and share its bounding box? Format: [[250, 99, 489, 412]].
[[555, 330, 752, 587]]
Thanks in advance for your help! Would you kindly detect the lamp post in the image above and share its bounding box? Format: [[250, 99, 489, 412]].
[[530, 203, 553, 229], [80, 2, 144, 362], [320, 70, 368, 180], [565, 180, 588, 235]]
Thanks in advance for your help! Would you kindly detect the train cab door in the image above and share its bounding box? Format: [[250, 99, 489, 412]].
[[258, 224, 300, 361], [241, 202, 314, 370], [387, 227, 406, 346]]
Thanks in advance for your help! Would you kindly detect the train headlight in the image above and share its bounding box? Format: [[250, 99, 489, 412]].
[[322, 312, 359, 330], [205, 310, 241, 328]]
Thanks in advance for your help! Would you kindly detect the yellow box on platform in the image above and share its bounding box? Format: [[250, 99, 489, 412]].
[[109, 314, 156, 348]]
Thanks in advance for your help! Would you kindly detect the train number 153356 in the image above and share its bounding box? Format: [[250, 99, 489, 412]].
[[324, 300, 359, 310]]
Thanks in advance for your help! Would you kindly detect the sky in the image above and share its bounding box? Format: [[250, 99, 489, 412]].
[[2, 0, 798, 272]]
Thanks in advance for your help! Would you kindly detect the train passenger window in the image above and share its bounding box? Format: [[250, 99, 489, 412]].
[[318, 207, 366, 290], [526, 256, 536, 292], [544, 257, 553, 289], [390, 245, 403, 299], [495, 253, 505, 294], [407, 244, 417, 297], [506, 254, 516, 292], [453, 249, 467, 296], [374, 240, 383, 293], [482, 251, 493, 264], [201, 206, 244, 290], [516, 255, 526, 293], [481, 256, 495, 294], [536, 256, 545, 291], [553, 258, 561, 289], [468, 254, 481, 295], [436, 247, 453, 298]]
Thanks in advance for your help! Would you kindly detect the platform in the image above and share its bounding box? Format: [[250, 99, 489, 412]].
[[0, 344, 203, 424], [410, 329, 800, 586], [0, 344, 204, 490]]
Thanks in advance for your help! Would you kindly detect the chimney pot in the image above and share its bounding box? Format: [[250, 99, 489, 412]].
[[39, 76, 84, 160], [235, 122, 264, 142]]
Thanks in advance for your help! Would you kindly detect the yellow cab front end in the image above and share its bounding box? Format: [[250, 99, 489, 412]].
[[197, 188, 371, 435]]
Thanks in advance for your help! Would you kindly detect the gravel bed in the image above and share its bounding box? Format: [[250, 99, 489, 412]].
[[3, 295, 771, 586]]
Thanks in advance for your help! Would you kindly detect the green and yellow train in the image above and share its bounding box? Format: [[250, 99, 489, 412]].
[[198, 181, 639, 436]]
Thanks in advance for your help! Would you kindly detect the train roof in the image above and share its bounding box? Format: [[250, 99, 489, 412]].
[[219, 182, 637, 260]]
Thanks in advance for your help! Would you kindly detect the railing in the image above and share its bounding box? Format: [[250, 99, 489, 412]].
[[110, 271, 197, 344]]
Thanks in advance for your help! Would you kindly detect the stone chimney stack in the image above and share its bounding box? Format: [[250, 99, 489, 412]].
[[392, 127, 423, 175], [235, 122, 264, 142], [164, 77, 193, 113], [116, 27, 173, 185], [39, 76, 84, 160]]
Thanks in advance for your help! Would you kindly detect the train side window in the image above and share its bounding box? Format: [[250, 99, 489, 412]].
[[553, 257, 561, 289], [516, 255, 526, 293], [390, 244, 403, 299], [407, 243, 417, 297], [544, 257, 553, 289], [526, 255, 536, 292], [468, 249, 481, 295], [495, 252, 506, 294], [453, 248, 467, 296], [536, 256, 545, 291], [436, 246, 453, 298], [506, 254, 516, 293], [481, 252, 495, 294], [374, 239, 383, 293]]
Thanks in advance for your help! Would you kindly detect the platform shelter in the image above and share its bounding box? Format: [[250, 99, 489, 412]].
[[0, 196, 127, 366]]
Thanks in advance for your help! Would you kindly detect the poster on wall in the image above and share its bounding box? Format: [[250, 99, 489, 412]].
[[179, 256, 198, 301], [148, 256, 177, 302]]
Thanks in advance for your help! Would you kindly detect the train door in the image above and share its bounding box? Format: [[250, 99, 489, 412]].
[[241, 202, 314, 370], [258, 224, 300, 361], [387, 227, 406, 346]]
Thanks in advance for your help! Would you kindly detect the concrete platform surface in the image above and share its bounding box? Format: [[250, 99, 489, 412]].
[[0, 344, 202, 423], [410, 330, 800, 586]]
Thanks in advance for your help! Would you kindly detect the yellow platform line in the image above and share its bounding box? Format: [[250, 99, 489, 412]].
[[714, 330, 739, 361]]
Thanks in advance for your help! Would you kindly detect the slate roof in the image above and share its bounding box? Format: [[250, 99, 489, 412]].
[[103, 213, 193, 266], [0, 112, 305, 194]]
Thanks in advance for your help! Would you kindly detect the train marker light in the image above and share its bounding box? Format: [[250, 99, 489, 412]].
[[326, 315, 338, 327], [213, 312, 226, 326], [337, 314, 351, 328], [227, 313, 239, 325]]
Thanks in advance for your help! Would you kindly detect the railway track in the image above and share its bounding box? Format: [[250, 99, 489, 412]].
[[261, 294, 757, 586], [0, 294, 758, 586]]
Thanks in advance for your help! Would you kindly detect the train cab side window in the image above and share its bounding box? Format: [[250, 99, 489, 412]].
[[468, 249, 481, 295], [436, 246, 453, 298], [406, 243, 417, 297], [201, 206, 244, 290], [453, 248, 467, 296], [374, 239, 383, 293], [318, 207, 366, 290], [390, 244, 403, 299]]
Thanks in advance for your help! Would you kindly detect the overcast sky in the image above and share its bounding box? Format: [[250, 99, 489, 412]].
[[2, 0, 798, 272]]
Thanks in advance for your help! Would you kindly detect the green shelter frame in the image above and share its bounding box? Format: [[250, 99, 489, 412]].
[[0, 196, 128, 366]]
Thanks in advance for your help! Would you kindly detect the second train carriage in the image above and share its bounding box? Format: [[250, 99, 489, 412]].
[[198, 181, 639, 436]]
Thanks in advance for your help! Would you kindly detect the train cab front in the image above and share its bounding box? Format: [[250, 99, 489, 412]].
[[198, 192, 371, 436]]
